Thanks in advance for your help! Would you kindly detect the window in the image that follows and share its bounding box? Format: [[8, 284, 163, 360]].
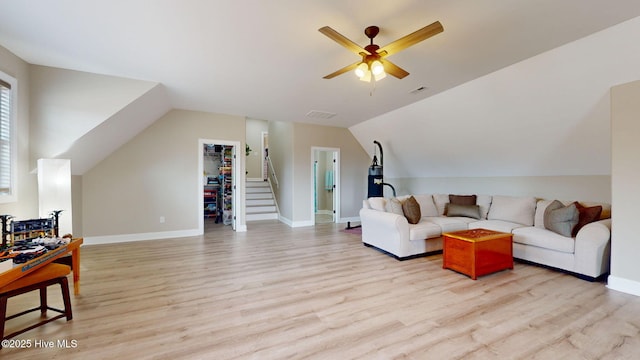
[[0, 71, 16, 202]]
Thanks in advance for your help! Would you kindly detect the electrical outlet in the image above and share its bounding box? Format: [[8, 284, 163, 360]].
[[159, 216, 165, 223]]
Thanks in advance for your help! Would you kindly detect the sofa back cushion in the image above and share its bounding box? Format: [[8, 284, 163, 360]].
[[476, 195, 493, 219], [487, 195, 537, 226], [433, 194, 449, 216], [534, 199, 554, 228], [413, 194, 439, 217], [368, 197, 387, 212], [385, 197, 405, 216]]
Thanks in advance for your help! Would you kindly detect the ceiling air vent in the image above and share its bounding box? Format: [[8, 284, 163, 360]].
[[306, 110, 337, 119], [409, 86, 428, 95]]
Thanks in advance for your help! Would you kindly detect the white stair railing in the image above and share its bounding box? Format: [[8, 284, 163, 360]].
[[266, 156, 279, 188]]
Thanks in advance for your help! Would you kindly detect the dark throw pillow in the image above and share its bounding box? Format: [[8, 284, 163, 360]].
[[402, 196, 421, 224], [544, 201, 579, 237], [449, 194, 477, 206], [572, 202, 603, 236], [446, 204, 481, 219]]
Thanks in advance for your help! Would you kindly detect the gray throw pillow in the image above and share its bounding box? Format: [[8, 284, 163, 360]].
[[446, 204, 481, 219], [544, 202, 579, 237], [543, 200, 564, 229]]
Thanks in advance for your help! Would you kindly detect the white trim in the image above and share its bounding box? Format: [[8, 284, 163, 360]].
[[607, 275, 640, 297], [247, 177, 263, 182], [292, 220, 314, 228], [84, 229, 200, 245], [0, 70, 17, 203], [278, 215, 314, 228]]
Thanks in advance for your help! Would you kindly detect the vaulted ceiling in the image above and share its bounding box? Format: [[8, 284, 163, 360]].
[[2, 0, 640, 129]]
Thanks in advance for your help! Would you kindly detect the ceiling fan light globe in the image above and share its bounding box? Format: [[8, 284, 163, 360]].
[[355, 62, 368, 78], [359, 71, 372, 82], [371, 60, 385, 76], [373, 71, 386, 81]]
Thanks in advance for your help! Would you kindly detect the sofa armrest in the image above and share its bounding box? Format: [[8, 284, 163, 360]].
[[359, 208, 410, 255], [574, 218, 611, 278]]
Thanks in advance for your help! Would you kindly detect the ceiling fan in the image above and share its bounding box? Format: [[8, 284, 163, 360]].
[[319, 21, 443, 82]]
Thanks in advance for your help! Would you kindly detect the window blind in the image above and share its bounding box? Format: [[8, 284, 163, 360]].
[[0, 78, 12, 195]]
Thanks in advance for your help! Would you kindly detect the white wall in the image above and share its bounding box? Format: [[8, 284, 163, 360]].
[[0, 46, 38, 219], [29, 65, 159, 167], [268, 121, 370, 227], [388, 175, 610, 203], [245, 118, 268, 180], [29, 66, 170, 175], [267, 120, 294, 223], [292, 123, 370, 225], [609, 80, 640, 296], [82, 109, 245, 242]]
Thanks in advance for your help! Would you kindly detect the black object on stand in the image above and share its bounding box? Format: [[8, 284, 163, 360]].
[[346, 141, 396, 230]]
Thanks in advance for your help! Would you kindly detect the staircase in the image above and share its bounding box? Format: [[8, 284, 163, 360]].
[[245, 180, 278, 221]]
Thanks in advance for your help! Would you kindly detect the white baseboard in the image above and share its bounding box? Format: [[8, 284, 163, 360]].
[[84, 229, 201, 245], [278, 215, 314, 228], [607, 275, 640, 297], [292, 220, 314, 227]]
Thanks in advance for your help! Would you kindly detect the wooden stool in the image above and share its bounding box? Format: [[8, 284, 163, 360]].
[[0, 263, 73, 344]]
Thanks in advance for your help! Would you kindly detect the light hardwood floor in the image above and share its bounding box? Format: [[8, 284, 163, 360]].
[[3, 220, 640, 359]]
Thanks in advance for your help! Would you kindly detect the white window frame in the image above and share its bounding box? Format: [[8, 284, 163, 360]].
[[0, 70, 17, 203]]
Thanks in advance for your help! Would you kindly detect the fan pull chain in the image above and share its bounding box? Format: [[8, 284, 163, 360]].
[[370, 77, 378, 96]]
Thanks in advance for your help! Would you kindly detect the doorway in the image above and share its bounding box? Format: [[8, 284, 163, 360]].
[[312, 147, 340, 224], [198, 139, 244, 234]]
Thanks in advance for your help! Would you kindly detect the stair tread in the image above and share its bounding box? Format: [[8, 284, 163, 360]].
[[245, 181, 277, 219]]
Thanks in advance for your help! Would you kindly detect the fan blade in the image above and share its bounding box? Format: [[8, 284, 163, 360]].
[[381, 59, 409, 79], [323, 61, 361, 79], [319, 26, 371, 55], [378, 21, 443, 57]]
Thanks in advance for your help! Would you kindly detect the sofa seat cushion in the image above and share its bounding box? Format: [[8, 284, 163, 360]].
[[512, 226, 575, 254], [424, 216, 474, 233], [408, 221, 443, 241], [468, 219, 527, 234]]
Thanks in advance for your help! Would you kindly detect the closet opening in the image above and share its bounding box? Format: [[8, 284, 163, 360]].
[[198, 139, 243, 233]]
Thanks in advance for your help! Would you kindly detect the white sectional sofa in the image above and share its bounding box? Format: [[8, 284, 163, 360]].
[[360, 194, 611, 280]]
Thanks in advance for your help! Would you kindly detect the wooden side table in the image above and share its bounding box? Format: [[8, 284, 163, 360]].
[[0, 238, 83, 294], [443, 229, 513, 280]]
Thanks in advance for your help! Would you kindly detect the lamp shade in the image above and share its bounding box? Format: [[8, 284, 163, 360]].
[[373, 71, 386, 81], [371, 60, 385, 76], [355, 62, 368, 78]]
